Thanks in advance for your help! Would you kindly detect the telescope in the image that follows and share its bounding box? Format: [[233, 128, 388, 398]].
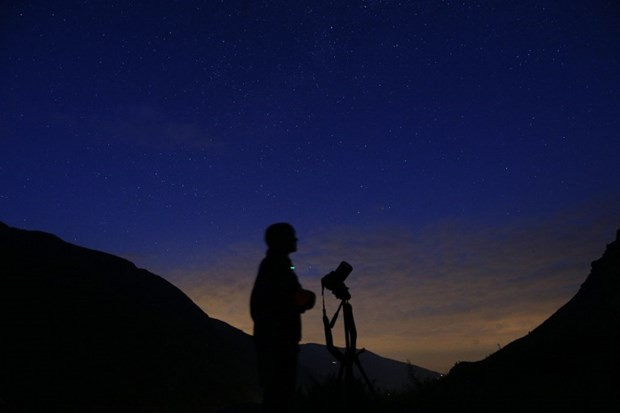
[[321, 261, 353, 300], [321, 260, 375, 395]]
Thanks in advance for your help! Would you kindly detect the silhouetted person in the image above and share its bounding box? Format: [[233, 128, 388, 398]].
[[250, 223, 316, 413]]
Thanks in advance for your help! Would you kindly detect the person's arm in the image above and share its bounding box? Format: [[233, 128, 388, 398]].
[[294, 289, 315, 313]]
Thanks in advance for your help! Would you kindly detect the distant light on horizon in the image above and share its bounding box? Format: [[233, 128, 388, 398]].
[[163, 207, 617, 373]]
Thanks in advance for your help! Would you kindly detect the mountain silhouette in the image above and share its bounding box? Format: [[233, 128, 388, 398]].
[[0, 221, 258, 412], [419, 230, 620, 412], [298, 343, 439, 392], [0, 222, 433, 412]]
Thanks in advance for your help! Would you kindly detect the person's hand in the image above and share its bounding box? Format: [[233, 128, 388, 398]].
[[294, 289, 316, 312]]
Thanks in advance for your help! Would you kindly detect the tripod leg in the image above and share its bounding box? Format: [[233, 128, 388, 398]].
[[342, 302, 357, 384], [343, 302, 376, 396], [353, 352, 376, 396]]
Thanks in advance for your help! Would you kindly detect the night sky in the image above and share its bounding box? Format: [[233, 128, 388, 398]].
[[2, 0, 619, 373]]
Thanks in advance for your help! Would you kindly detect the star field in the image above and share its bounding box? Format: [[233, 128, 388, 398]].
[[1, 0, 619, 372]]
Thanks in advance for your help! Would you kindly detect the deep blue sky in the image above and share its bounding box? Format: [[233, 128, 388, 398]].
[[2, 1, 619, 372]]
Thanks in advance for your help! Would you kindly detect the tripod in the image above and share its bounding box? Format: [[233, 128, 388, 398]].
[[322, 291, 374, 394]]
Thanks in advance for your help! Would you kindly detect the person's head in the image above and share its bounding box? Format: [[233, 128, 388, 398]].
[[265, 223, 297, 254]]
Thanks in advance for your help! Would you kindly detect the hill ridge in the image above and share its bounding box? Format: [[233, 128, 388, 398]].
[[0, 221, 432, 412], [423, 229, 620, 412]]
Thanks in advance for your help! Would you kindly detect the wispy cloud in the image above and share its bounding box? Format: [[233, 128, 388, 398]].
[[48, 104, 224, 151], [162, 198, 618, 373]]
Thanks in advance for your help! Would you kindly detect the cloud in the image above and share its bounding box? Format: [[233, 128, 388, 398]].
[[75, 104, 222, 150], [162, 198, 619, 373]]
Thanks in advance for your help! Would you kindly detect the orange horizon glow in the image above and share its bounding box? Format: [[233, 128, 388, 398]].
[[156, 204, 616, 373]]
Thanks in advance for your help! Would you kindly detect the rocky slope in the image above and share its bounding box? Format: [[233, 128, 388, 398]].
[[418, 230, 620, 412], [0, 222, 257, 412]]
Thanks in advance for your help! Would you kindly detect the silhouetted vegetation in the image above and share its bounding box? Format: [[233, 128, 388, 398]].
[[296, 376, 396, 413], [295, 366, 440, 413]]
